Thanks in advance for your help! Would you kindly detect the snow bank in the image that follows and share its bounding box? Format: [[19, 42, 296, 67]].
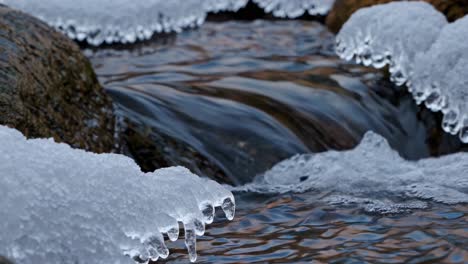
[[0, 125, 235, 263], [0, 0, 335, 45]]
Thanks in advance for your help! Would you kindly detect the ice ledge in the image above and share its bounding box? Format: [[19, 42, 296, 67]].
[[1, 0, 335, 46], [335, 2, 468, 143], [0, 125, 235, 263]]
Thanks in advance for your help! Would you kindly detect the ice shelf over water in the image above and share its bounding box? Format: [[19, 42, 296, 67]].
[[335, 2, 447, 86], [411, 16, 468, 141], [0, 125, 235, 263], [234, 131, 468, 214], [336, 2, 468, 143], [1, 0, 335, 45]]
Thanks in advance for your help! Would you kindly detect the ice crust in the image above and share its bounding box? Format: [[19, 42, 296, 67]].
[[234, 131, 468, 214], [0, 125, 235, 263], [336, 2, 468, 143], [1, 0, 335, 46]]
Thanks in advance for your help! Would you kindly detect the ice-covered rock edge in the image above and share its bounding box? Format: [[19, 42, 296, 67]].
[[232, 131, 468, 214], [335, 2, 468, 143], [0, 0, 335, 46], [0, 125, 235, 264]]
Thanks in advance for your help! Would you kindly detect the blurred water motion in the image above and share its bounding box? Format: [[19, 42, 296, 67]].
[[88, 20, 468, 263], [90, 21, 464, 184]]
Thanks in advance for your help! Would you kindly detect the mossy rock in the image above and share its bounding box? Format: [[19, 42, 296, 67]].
[[326, 0, 468, 33], [0, 5, 115, 152]]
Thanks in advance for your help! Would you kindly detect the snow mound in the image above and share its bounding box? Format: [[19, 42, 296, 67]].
[[336, 2, 468, 143], [411, 16, 468, 142], [335, 2, 447, 86], [0, 125, 235, 263], [1, 0, 335, 46], [233, 131, 468, 214]]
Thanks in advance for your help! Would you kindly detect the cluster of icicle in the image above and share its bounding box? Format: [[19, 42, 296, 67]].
[[234, 131, 468, 214], [0, 125, 235, 264], [335, 2, 468, 143], [0, 0, 335, 46]]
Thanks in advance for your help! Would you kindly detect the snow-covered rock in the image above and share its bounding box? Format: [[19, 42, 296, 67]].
[[335, 2, 447, 85], [336, 1, 468, 143], [234, 131, 468, 214], [411, 16, 468, 142], [0, 0, 335, 45], [0, 125, 235, 263]]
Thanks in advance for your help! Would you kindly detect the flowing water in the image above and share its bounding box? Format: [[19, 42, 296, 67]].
[[87, 20, 468, 263]]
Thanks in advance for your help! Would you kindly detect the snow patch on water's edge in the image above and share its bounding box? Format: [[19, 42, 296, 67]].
[[335, 2, 468, 143], [0, 125, 235, 264], [231, 131, 468, 214], [0, 0, 335, 46]]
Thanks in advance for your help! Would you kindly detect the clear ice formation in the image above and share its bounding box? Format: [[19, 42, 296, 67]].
[[234, 131, 468, 214], [336, 2, 468, 143], [0, 125, 235, 263], [0, 0, 335, 45]]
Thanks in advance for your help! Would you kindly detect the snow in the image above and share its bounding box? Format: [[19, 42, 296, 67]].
[[411, 16, 468, 142], [0, 125, 235, 263], [335, 2, 447, 86], [0, 0, 335, 46], [233, 131, 468, 214], [336, 2, 468, 143], [253, 0, 335, 18]]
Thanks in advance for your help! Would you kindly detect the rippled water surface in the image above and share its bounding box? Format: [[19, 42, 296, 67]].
[[164, 193, 468, 263], [88, 20, 468, 263]]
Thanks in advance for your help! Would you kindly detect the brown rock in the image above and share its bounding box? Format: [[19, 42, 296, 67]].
[[0, 256, 13, 264], [326, 0, 468, 34], [0, 5, 115, 153]]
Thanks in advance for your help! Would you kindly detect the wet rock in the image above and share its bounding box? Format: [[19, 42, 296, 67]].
[[0, 257, 13, 264], [326, 0, 468, 33], [0, 5, 115, 152]]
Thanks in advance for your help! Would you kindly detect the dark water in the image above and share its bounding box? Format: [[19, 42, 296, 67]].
[[88, 21, 468, 263]]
